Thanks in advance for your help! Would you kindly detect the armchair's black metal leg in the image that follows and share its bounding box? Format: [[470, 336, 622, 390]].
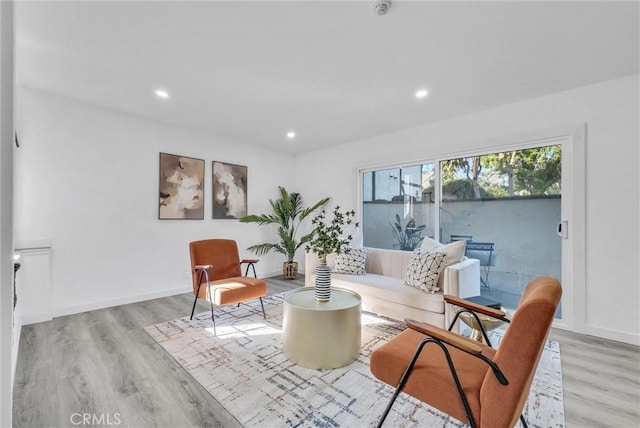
[[447, 309, 492, 345], [208, 296, 216, 335], [190, 275, 204, 320], [198, 269, 216, 335], [189, 294, 199, 320], [447, 311, 464, 331], [520, 414, 528, 428], [192, 269, 216, 334], [236, 297, 266, 319], [243, 262, 257, 278], [377, 338, 431, 428], [467, 312, 493, 347], [448, 308, 502, 347], [433, 339, 477, 428]]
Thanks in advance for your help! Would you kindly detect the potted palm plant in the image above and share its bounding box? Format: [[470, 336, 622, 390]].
[[240, 186, 329, 279]]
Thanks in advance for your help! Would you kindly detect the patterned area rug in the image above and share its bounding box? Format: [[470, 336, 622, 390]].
[[145, 293, 564, 427]]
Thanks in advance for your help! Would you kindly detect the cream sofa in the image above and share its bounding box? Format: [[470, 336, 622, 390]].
[[304, 248, 480, 328]]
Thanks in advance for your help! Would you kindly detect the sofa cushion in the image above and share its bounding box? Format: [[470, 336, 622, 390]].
[[333, 247, 367, 275], [331, 273, 445, 314], [404, 250, 446, 293], [364, 248, 413, 279]]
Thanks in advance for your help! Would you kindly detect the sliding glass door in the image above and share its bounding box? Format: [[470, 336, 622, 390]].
[[360, 137, 575, 322], [439, 144, 562, 316]]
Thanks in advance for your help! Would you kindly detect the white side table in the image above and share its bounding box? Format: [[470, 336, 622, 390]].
[[283, 287, 362, 369]]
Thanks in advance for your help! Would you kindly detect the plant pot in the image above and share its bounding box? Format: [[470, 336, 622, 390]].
[[283, 261, 298, 280], [314, 262, 332, 302]]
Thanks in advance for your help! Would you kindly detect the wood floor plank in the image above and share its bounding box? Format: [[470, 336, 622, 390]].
[[13, 275, 640, 427], [548, 328, 640, 427]]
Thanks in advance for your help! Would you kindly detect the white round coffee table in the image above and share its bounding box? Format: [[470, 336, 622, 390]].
[[282, 287, 362, 369]]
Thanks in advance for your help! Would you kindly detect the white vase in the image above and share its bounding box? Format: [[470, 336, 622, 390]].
[[314, 262, 332, 302]]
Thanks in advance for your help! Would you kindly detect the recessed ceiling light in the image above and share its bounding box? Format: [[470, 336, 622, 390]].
[[154, 89, 170, 99], [415, 89, 428, 99], [287, 131, 296, 139]]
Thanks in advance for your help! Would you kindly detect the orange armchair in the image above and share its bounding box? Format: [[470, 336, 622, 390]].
[[189, 239, 267, 334], [370, 276, 562, 428]]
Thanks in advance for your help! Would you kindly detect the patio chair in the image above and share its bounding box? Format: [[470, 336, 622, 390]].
[[449, 235, 494, 291], [465, 241, 495, 292], [189, 239, 267, 334], [370, 276, 561, 428]]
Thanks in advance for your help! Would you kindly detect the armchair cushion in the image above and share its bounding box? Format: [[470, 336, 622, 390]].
[[370, 327, 495, 425], [207, 276, 267, 306]]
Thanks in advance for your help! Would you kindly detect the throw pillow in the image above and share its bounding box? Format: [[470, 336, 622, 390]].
[[419, 238, 467, 289], [420, 236, 441, 251], [434, 240, 466, 288], [333, 248, 368, 275], [404, 249, 447, 293]]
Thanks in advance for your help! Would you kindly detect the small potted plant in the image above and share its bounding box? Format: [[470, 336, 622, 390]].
[[240, 186, 328, 279], [306, 206, 359, 301], [390, 214, 426, 251]]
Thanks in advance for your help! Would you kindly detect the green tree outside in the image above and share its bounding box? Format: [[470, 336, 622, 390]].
[[441, 144, 561, 199]]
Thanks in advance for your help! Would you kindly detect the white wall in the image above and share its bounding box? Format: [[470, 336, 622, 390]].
[[295, 74, 640, 345], [15, 88, 295, 320], [0, 1, 15, 426]]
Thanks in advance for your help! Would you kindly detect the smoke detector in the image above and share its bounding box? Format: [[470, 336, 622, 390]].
[[371, 0, 391, 16]]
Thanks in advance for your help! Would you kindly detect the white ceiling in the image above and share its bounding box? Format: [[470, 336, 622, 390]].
[[16, 1, 640, 154]]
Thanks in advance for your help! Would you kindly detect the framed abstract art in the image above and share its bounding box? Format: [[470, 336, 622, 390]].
[[158, 153, 205, 220], [212, 161, 247, 219]]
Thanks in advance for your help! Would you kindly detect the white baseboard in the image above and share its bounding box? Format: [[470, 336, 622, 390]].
[[262, 270, 283, 279], [21, 311, 55, 325], [22, 272, 297, 326], [50, 285, 192, 321], [586, 324, 640, 346]]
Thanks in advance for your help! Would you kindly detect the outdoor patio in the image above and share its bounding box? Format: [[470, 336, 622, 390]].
[[363, 196, 562, 315]]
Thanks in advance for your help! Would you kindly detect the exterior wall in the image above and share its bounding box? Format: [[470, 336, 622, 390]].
[[364, 197, 561, 280], [362, 201, 436, 249], [440, 197, 561, 278], [295, 74, 640, 345]]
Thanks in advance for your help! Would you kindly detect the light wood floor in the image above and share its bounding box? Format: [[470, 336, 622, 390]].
[[13, 276, 640, 427]]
